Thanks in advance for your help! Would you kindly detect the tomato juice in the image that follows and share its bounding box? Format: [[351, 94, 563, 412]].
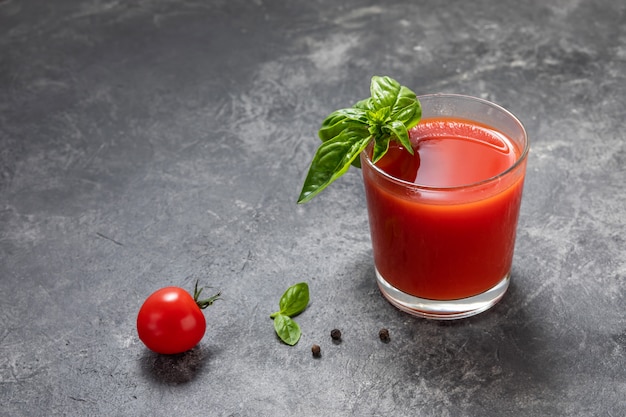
[[361, 115, 528, 302]]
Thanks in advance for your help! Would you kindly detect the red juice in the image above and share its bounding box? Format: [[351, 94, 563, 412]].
[[361, 117, 527, 301]]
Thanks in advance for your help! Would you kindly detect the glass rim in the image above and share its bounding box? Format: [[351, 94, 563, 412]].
[[361, 93, 530, 191]]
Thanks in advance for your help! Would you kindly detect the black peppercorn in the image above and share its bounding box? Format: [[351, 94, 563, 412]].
[[379, 328, 390, 342], [311, 344, 321, 357], [330, 329, 342, 341]]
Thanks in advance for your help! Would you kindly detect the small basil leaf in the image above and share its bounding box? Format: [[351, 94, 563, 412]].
[[370, 76, 421, 130], [383, 120, 414, 154], [390, 86, 421, 129], [367, 107, 391, 126], [370, 76, 402, 110], [273, 314, 301, 346], [372, 135, 391, 164], [278, 282, 310, 317], [298, 129, 371, 204]]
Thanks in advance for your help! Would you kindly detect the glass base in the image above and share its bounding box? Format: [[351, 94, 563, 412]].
[[376, 269, 510, 320]]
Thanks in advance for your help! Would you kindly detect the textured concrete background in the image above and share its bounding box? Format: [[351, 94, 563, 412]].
[[1, 0, 625, 416]]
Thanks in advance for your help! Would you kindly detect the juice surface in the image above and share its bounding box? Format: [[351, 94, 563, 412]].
[[375, 118, 518, 188], [363, 117, 526, 300]]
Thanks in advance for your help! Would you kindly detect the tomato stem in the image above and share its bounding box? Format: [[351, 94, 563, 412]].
[[193, 280, 221, 309]]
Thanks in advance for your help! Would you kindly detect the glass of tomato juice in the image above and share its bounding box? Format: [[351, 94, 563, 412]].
[[360, 94, 529, 319]]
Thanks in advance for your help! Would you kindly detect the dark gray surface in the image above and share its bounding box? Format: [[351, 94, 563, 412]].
[[1, 0, 625, 416]]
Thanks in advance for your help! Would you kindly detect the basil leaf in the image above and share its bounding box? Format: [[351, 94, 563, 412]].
[[370, 76, 421, 130], [273, 314, 301, 346], [318, 108, 369, 142], [298, 76, 421, 203], [278, 282, 309, 317], [318, 108, 369, 170], [370, 75, 402, 110], [391, 86, 421, 129], [372, 135, 391, 164], [383, 120, 413, 154], [298, 129, 371, 204]]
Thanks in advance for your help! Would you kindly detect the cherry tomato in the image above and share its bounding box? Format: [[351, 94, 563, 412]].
[[137, 283, 220, 354]]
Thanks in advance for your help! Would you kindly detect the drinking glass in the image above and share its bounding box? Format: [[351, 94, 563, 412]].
[[361, 94, 529, 319]]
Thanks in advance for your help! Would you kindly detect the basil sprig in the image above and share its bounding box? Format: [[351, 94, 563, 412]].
[[297, 76, 421, 203], [270, 282, 310, 346]]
